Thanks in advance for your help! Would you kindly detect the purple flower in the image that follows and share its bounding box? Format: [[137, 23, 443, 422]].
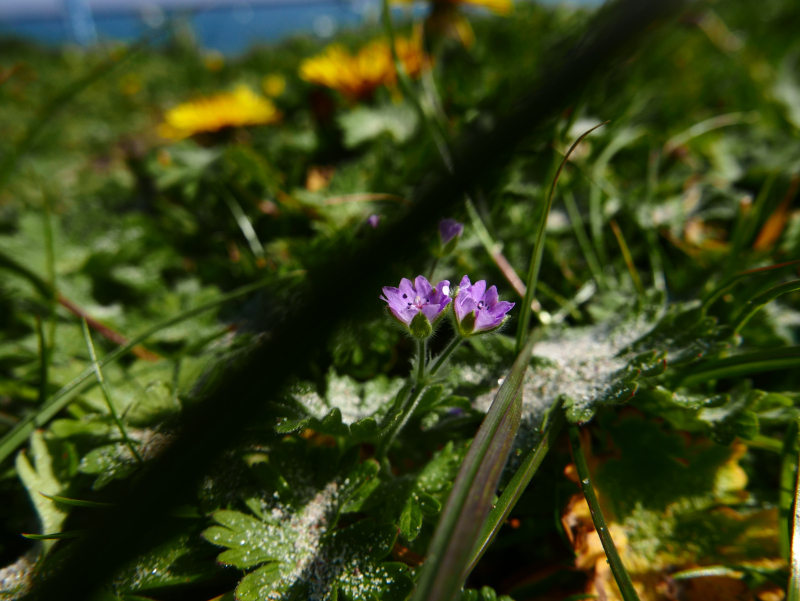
[[439, 218, 464, 247], [381, 276, 452, 338], [453, 276, 515, 337], [367, 214, 381, 229]]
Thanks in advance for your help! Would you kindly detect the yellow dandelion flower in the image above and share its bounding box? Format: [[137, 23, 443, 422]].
[[262, 74, 286, 97], [158, 85, 281, 141], [299, 34, 426, 101]]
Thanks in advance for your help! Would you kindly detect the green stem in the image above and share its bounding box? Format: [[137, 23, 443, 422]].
[[377, 339, 429, 460], [81, 319, 143, 464], [418, 339, 427, 382], [569, 425, 640, 601], [429, 336, 463, 377]]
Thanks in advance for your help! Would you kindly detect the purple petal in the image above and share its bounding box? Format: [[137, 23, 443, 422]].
[[474, 309, 504, 332], [458, 275, 472, 291], [398, 278, 416, 299], [471, 280, 487, 301], [483, 286, 499, 307], [431, 280, 452, 304], [367, 214, 381, 229], [414, 275, 433, 298], [421, 303, 443, 323], [456, 297, 476, 322]]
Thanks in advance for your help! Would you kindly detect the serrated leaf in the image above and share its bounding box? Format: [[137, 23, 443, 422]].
[[15, 431, 67, 551], [338, 103, 419, 148]]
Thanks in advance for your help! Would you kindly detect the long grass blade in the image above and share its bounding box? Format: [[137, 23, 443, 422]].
[[22, 530, 87, 540], [0, 276, 288, 464], [81, 320, 143, 464], [412, 333, 537, 601], [733, 279, 800, 334], [609, 219, 644, 294], [563, 190, 607, 288], [676, 346, 800, 387], [790, 419, 800, 601], [466, 405, 565, 575], [780, 421, 799, 559], [40, 493, 114, 509], [569, 425, 641, 601], [516, 122, 608, 353], [702, 259, 800, 314], [218, 185, 266, 262]]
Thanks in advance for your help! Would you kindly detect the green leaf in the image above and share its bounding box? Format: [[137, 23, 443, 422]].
[[15, 430, 68, 551]]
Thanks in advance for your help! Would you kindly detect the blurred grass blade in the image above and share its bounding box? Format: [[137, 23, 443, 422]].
[[22, 530, 87, 540], [218, 185, 266, 261], [569, 425, 641, 601], [722, 172, 776, 280], [412, 334, 536, 601], [564, 190, 607, 289], [702, 259, 800, 314], [0, 277, 283, 464], [466, 405, 565, 575], [676, 346, 800, 387], [780, 421, 799, 560], [40, 493, 113, 509], [81, 319, 143, 464], [516, 121, 608, 353], [791, 419, 800, 601], [733, 279, 800, 334], [609, 219, 644, 295]]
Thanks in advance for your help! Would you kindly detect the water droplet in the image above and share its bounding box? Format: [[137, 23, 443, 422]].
[[582, 478, 590, 485]]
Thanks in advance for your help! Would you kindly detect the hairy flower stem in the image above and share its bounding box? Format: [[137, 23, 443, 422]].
[[377, 337, 461, 460], [429, 336, 463, 377]]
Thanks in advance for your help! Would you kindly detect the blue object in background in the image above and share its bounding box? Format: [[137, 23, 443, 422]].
[[0, 0, 599, 55], [64, 0, 98, 44]]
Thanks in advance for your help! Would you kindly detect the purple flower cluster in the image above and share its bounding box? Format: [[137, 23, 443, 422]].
[[381, 274, 514, 339]]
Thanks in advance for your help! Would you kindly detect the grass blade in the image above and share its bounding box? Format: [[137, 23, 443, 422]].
[[733, 279, 800, 334], [676, 346, 800, 387], [702, 259, 800, 314], [412, 333, 536, 601], [780, 421, 799, 560], [39, 493, 113, 509], [515, 121, 608, 353], [569, 425, 641, 601], [791, 419, 800, 601], [609, 219, 644, 295], [22, 530, 87, 540], [563, 190, 607, 289], [466, 405, 565, 575], [218, 185, 266, 262], [81, 319, 143, 464]]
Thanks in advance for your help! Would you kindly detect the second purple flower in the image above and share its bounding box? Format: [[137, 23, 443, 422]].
[[453, 275, 515, 337]]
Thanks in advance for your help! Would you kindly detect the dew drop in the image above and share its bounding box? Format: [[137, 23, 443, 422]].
[[582, 478, 590, 485]]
